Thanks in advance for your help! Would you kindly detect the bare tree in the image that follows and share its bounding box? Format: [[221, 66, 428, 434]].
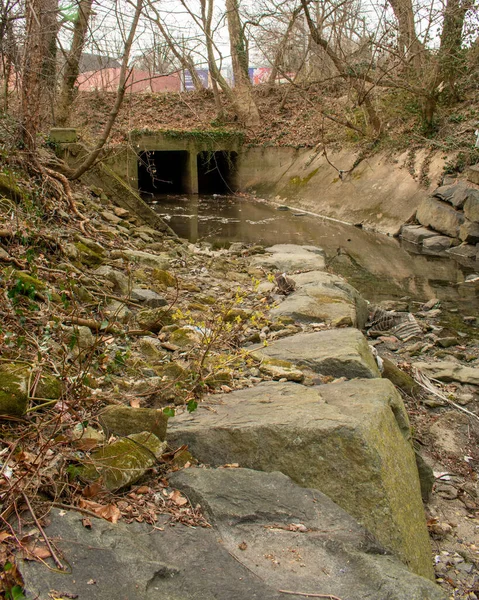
[[21, 0, 58, 150], [68, 0, 144, 179], [226, 0, 260, 126], [56, 0, 94, 126]]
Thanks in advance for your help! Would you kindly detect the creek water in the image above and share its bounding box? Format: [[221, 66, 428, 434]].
[[148, 194, 479, 317]]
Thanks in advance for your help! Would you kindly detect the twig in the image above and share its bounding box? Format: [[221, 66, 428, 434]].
[[279, 592, 342, 600], [22, 492, 65, 570], [414, 370, 479, 423], [51, 502, 102, 520]]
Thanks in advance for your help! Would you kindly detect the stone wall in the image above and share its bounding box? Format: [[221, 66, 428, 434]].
[[236, 147, 447, 235], [401, 182, 479, 264]]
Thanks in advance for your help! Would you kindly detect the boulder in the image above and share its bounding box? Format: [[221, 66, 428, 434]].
[[416, 197, 464, 238], [422, 235, 455, 254], [401, 225, 438, 245], [253, 328, 380, 379], [111, 249, 171, 269], [99, 405, 169, 441], [250, 244, 326, 272], [136, 307, 173, 332], [95, 266, 130, 295], [270, 271, 369, 328], [467, 164, 479, 185], [446, 243, 477, 262], [63, 325, 95, 353], [432, 183, 469, 209], [20, 470, 446, 600], [130, 288, 167, 307], [0, 364, 61, 417], [463, 189, 479, 223], [413, 361, 479, 385], [80, 431, 166, 491], [168, 379, 434, 579], [459, 220, 479, 244]]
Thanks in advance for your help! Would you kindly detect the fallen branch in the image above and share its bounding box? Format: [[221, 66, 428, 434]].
[[279, 591, 343, 600], [414, 370, 479, 423], [22, 492, 65, 570]]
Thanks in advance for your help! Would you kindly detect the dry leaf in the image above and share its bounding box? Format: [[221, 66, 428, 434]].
[[0, 532, 12, 542], [79, 499, 121, 523], [82, 517, 92, 529], [169, 490, 188, 507], [129, 398, 141, 408], [136, 486, 150, 495], [24, 543, 52, 560], [82, 482, 103, 498]]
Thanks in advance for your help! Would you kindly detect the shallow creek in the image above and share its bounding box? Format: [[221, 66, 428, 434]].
[[149, 194, 479, 318]]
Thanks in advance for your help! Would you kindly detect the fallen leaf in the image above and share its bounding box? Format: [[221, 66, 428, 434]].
[[129, 398, 141, 408], [0, 532, 12, 542], [169, 490, 188, 507], [82, 517, 92, 529], [135, 486, 150, 495], [82, 482, 103, 498], [78, 499, 121, 523], [24, 543, 52, 560]]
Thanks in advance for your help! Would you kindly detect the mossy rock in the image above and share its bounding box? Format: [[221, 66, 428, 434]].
[[170, 327, 202, 349], [197, 295, 216, 305], [381, 358, 421, 396], [225, 308, 252, 323], [74, 242, 104, 266], [258, 357, 305, 383], [187, 302, 209, 312], [152, 269, 176, 288], [0, 172, 25, 201], [99, 406, 168, 441], [0, 364, 61, 416], [205, 370, 233, 388], [136, 307, 173, 332], [0, 364, 29, 416], [79, 431, 166, 491]]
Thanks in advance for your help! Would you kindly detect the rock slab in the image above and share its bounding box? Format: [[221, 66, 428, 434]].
[[270, 270, 369, 328], [169, 379, 433, 579], [21, 469, 446, 600], [253, 328, 380, 379], [416, 197, 464, 238], [250, 244, 326, 272]]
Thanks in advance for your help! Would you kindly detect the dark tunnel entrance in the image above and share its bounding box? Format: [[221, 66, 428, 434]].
[[138, 150, 189, 194], [197, 151, 237, 194]]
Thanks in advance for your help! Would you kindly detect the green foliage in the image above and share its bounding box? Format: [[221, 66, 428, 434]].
[[187, 399, 198, 413], [163, 407, 176, 417], [7, 278, 37, 307], [443, 147, 479, 175]]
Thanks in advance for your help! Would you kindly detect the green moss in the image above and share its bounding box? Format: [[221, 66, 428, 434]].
[[288, 168, 319, 187], [0, 171, 25, 201], [74, 242, 104, 266], [13, 271, 46, 291], [152, 269, 176, 288], [0, 367, 28, 416], [79, 432, 165, 491]]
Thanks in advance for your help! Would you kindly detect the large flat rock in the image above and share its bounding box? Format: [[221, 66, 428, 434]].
[[416, 197, 464, 238], [270, 271, 369, 328], [21, 469, 445, 600], [253, 328, 380, 379], [169, 379, 434, 579], [250, 244, 326, 272]]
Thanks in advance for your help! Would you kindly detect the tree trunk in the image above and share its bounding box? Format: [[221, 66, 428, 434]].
[[225, 0, 260, 127], [266, 8, 301, 95], [387, 0, 424, 71], [68, 0, 143, 179], [56, 0, 94, 126], [437, 0, 470, 101], [21, 0, 58, 150]]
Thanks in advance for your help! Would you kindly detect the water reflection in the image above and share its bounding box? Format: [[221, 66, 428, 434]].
[[148, 194, 479, 313]]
